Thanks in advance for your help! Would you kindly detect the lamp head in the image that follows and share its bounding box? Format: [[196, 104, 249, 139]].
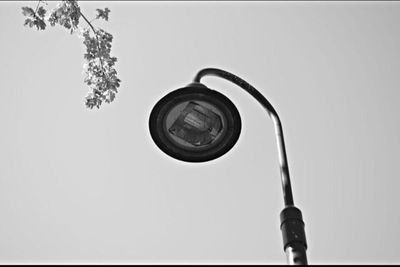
[[149, 82, 241, 162]]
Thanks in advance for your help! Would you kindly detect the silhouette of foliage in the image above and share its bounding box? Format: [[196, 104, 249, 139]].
[[21, 0, 121, 109]]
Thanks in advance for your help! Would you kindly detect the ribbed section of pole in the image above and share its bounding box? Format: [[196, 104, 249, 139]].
[[280, 206, 308, 265]]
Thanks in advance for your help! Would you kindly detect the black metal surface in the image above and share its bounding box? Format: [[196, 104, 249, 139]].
[[194, 68, 308, 265], [150, 67, 308, 264], [285, 243, 308, 265], [149, 84, 241, 163], [194, 68, 294, 206], [280, 206, 307, 251]]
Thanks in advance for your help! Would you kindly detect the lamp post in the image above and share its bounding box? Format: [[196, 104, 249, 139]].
[[149, 68, 308, 265]]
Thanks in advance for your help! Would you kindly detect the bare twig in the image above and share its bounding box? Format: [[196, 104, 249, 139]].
[[34, 0, 41, 14]]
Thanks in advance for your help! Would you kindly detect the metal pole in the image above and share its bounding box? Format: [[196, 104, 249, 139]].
[[194, 68, 308, 265]]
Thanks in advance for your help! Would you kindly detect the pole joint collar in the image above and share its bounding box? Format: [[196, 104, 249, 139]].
[[280, 206, 308, 251]]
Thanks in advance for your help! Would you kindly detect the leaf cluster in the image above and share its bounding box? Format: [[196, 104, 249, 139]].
[[21, 1, 121, 109], [48, 0, 81, 34], [95, 7, 110, 21], [83, 29, 121, 109], [22, 6, 47, 30]]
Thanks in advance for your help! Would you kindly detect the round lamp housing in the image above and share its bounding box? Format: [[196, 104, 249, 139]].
[[149, 83, 241, 162]]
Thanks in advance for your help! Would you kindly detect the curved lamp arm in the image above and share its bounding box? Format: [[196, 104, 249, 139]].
[[194, 68, 293, 206], [193, 68, 308, 265]]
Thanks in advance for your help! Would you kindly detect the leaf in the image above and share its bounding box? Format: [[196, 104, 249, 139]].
[[35, 18, 46, 30], [24, 18, 33, 27], [37, 6, 46, 18], [95, 7, 110, 21], [21, 6, 35, 17]]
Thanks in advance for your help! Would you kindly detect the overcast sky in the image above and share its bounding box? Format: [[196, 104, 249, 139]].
[[0, 1, 400, 264]]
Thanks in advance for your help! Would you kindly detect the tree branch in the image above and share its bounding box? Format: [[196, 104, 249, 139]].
[[34, 0, 41, 14], [78, 8, 106, 76]]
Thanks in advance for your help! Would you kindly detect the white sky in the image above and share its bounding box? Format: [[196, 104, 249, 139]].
[[1, 1, 400, 264]]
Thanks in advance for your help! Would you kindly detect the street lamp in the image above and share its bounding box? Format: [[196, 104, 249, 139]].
[[149, 68, 308, 265]]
